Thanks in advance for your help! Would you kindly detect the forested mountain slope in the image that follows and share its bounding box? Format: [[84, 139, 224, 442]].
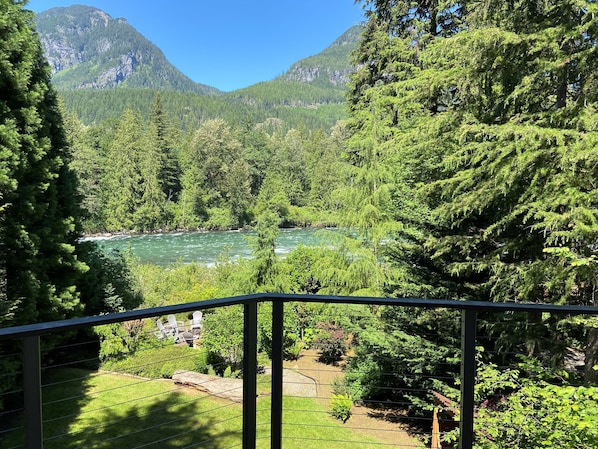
[[59, 88, 347, 132], [281, 25, 360, 88], [224, 26, 360, 110]]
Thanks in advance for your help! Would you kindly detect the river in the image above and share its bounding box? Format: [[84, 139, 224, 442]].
[[84, 227, 338, 266]]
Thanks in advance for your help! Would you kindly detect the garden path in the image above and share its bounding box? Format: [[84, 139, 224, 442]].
[[286, 349, 422, 448]]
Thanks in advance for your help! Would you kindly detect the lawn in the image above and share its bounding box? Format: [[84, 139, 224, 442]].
[[5, 367, 410, 449]]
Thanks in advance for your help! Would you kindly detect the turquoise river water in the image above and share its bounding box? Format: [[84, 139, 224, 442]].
[[84, 227, 337, 266]]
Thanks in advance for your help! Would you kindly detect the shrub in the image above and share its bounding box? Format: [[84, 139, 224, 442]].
[[473, 383, 598, 449], [332, 375, 350, 396], [286, 339, 304, 361], [330, 393, 353, 423], [205, 207, 234, 230], [95, 319, 152, 361], [101, 344, 197, 378], [223, 366, 241, 378], [193, 347, 210, 374], [160, 362, 176, 378], [313, 321, 347, 364], [207, 351, 227, 376]]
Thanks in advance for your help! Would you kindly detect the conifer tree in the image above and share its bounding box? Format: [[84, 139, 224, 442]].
[[177, 128, 208, 228], [270, 129, 310, 207], [345, 0, 466, 297], [149, 93, 181, 202], [350, 0, 598, 381], [306, 125, 345, 211], [103, 109, 145, 231], [137, 129, 167, 230], [0, 0, 86, 326], [240, 124, 274, 196], [64, 109, 106, 232], [423, 0, 598, 381], [251, 210, 280, 289]]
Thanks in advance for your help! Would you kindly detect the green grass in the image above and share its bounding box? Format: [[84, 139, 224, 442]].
[[274, 396, 394, 448], [5, 367, 408, 449], [101, 343, 202, 378]]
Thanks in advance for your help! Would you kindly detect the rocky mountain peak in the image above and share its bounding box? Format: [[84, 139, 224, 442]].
[[280, 25, 361, 88], [35, 5, 219, 94]]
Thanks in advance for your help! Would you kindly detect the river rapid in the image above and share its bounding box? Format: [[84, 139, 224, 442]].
[[83, 227, 337, 266]]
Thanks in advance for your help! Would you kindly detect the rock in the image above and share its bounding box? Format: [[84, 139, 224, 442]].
[[173, 370, 244, 402]]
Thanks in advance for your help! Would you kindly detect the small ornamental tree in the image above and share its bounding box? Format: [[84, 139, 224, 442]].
[[313, 321, 347, 364], [201, 306, 244, 375]]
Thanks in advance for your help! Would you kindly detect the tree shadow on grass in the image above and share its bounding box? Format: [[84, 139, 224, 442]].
[[0, 367, 96, 449], [1, 338, 242, 449], [45, 381, 241, 449]]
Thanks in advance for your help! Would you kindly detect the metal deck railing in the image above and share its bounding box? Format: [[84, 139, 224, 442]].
[[0, 293, 596, 449]]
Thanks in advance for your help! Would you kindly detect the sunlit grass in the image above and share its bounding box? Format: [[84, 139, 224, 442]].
[[6, 368, 413, 449]]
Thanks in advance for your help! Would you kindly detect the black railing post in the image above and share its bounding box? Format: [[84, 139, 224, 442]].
[[459, 309, 477, 449], [243, 301, 258, 449], [23, 336, 43, 449], [271, 300, 284, 449]]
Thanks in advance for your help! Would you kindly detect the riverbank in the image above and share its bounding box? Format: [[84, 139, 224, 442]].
[[81, 222, 339, 240]]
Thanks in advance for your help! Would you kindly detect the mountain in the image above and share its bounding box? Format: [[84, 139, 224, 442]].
[[281, 26, 360, 89], [34, 5, 220, 94], [221, 26, 361, 110], [34, 5, 362, 130]]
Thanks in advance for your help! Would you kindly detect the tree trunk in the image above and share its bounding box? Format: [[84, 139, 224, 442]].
[[526, 310, 543, 356], [585, 327, 598, 384], [556, 66, 568, 109]]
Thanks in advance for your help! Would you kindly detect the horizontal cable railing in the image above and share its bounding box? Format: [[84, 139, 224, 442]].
[[0, 294, 596, 449]]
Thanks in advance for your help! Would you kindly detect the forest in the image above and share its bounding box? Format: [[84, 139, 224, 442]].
[[63, 93, 348, 233], [1, 0, 598, 448]]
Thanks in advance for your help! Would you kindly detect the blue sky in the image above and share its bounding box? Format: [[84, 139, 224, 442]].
[[26, 0, 366, 92]]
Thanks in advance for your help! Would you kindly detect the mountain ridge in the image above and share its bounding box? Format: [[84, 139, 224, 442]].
[[34, 5, 362, 130], [35, 5, 361, 95], [280, 26, 360, 88], [35, 5, 220, 94]]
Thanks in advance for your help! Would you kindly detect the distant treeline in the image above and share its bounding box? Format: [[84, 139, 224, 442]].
[[59, 82, 347, 132]]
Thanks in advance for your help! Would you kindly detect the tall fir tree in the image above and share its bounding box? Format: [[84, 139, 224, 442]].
[[350, 0, 598, 381], [346, 0, 467, 297], [137, 128, 168, 230], [423, 0, 598, 381], [64, 108, 106, 233], [102, 109, 145, 231], [0, 0, 86, 326], [148, 93, 181, 202]]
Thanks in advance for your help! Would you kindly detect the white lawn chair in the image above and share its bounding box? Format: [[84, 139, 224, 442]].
[[167, 314, 184, 341], [189, 311, 203, 335], [155, 319, 175, 341]]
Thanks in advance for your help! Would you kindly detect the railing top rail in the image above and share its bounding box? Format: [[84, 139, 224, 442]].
[[1, 292, 596, 340], [268, 293, 598, 314], [0, 294, 261, 340]]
